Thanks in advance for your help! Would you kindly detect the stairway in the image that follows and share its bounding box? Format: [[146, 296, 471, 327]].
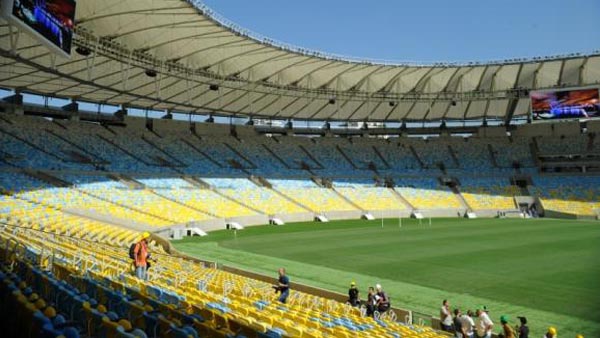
[[298, 145, 324, 169], [23, 170, 71, 187], [332, 188, 365, 212], [587, 134, 595, 152], [142, 135, 187, 167], [518, 184, 531, 196], [224, 141, 257, 168], [182, 176, 212, 189], [408, 145, 425, 168], [110, 174, 144, 189], [262, 144, 292, 169], [487, 144, 500, 167], [389, 188, 416, 211], [79, 188, 175, 223], [447, 145, 460, 167], [0, 126, 69, 162], [450, 186, 472, 211], [97, 134, 152, 166], [150, 190, 217, 218], [372, 146, 391, 169], [208, 185, 266, 215], [180, 138, 224, 168], [335, 145, 358, 168], [269, 187, 314, 212], [529, 138, 541, 168], [45, 129, 109, 164]]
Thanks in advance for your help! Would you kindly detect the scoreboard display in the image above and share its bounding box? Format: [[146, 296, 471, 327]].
[[2, 0, 76, 57], [531, 88, 600, 121]]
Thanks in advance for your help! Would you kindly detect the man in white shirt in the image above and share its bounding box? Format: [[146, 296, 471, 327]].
[[440, 299, 453, 332], [476, 307, 494, 338], [460, 310, 476, 338]]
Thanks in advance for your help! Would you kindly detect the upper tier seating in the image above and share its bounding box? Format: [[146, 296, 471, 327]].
[[490, 137, 535, 168], [536, 135, 591, 156], [266, 137, 322, 169], [404, 138, 457, 169]]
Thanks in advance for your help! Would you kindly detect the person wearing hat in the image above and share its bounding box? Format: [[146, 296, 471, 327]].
[[347, 281, 360, 307], [375, 284, 390, 313], [133, 232, 151, 280], [575, 335, 583, 338], [516, 316, 529, 338], [476, 306, 494, 338], [499, 315, 515, 338], [543, 327, 557, 338]]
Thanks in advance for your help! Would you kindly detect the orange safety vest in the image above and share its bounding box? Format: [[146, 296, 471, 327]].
[[134, 240, 148, 268]]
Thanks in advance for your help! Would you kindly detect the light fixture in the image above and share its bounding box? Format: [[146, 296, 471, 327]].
[[75, 46, 91, 56]]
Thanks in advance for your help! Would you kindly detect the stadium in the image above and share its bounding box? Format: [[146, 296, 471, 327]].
[[0, 0, 599, 337]]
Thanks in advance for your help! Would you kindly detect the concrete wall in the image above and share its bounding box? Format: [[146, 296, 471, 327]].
[[365, 209, 412, 218], [587, 119, 600, 133], [322, 210, 363, 220], [227, 214, 270, 227], [418, 208, 465, 218], [195, 122, 231, 136], [477, 126, 507, 138], [123, 115, 146, 131], [273, 212, 314, 223], [235, 125, 257, 137], [549, 120, 581, 136], [154, 119, 190, 134], [512, 123, 552, 137]]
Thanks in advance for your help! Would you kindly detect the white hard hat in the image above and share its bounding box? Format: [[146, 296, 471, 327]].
[[376, 284, 382, 290]]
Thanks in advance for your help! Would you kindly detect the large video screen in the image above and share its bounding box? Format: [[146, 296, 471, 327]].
[[531, 88, 600, 120], [9, 0, 76, 56]]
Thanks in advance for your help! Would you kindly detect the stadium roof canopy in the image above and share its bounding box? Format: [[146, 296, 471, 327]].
[[1, 0, 599, 122]]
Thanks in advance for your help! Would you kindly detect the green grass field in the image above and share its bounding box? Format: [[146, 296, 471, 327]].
[[172, 218, 600, 337]]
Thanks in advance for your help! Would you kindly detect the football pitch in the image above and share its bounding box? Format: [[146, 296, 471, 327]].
[[172, 218, 600, 337]]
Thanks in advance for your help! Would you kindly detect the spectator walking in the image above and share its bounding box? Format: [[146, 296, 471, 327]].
[[275, 268, 290, 303], [133, 232, 151, 280]]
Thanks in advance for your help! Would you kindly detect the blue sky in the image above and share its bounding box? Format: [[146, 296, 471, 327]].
[[201, 0, 600, 63]]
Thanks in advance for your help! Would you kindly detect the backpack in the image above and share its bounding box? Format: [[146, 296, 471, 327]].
[[128, 243, 136, 259]]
